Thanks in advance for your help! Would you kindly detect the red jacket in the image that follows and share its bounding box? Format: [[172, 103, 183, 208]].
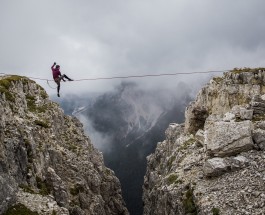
[[51, 65, 61, 79]]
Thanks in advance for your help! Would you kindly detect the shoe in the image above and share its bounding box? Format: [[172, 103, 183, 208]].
[[68, 79, 74, 81], [57, 93, 60, 97]]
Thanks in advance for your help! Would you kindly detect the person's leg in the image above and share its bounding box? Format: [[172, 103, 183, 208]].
[[55, 79, 61, 97], [57, 83, 60, 97], [58, 75, 66, 82], [63, 74, 73, 81]]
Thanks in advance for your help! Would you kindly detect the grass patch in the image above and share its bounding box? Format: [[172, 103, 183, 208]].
[[37, 105, 49, 113], [26, 95, 36, 112], [0, 75, 24, 102], [166, 173, 182, 185], [0, 75, 22, 88], [34, 120, 50, 128], [70, 184, 84, 196], [183, 187, 197, 215], [252, 114, 265, 122], [232, 68, 252, 74], [167, 155, 176, 169], [26, 95, 49, 113], [231, 67, 265, 74], [19, 184, 36, 194], [212, 77, 223, 84], [167, 174, 178, 185], [68, 144, 78, 153], [104, 168, 112, 175], [36, 176, 51, 196], [3, 203, 39, 215], [0, 88, 15, 102], [40, 90, 48, 99], [179, 138, 196, 151], [212, 207, 220, 215]]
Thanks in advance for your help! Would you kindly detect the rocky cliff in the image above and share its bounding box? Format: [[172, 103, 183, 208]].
[[0, 75, 129, 215], [143, 68, 265, 215]]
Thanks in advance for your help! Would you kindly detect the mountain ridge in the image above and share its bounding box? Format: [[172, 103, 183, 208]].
[[143, 68, 265, 215], [0, 75, 128, 215]]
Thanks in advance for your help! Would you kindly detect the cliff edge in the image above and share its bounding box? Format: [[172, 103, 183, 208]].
[[143, 68, 265, 215], [0, 75, 129, 215]]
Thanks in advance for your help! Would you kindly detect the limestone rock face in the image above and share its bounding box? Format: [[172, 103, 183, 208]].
[[143, 69, 265, 215], [185, 69, 265, 134], [0, 76, 128, 215], [205, 120, 254, 157]]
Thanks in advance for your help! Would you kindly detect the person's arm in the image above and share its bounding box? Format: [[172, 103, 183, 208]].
[[51, 62, 56, 69]]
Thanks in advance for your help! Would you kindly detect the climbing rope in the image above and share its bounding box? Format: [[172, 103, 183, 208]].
[[0, 70, 228, 89], [73, 70, 227, 81], [46, 80, 57, 89]]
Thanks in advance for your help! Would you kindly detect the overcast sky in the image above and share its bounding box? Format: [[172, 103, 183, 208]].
[[1, 0, 265, 95]]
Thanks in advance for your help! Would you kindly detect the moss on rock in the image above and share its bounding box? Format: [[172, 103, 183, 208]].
[[3, 203, 39, 215]]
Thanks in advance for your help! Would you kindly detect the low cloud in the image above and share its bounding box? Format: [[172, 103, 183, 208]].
[[77, 113, 114, 152], [1, 1, 265, 95]]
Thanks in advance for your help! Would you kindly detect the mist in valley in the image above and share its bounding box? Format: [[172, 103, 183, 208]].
[[57, 80, 195, 215]]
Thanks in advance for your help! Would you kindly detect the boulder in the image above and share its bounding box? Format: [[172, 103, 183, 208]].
[[240, 109, 253, 120], [252, 129, 265, 150], [47, 167, 69, 208], [195, 129, 204, 147], [203, 156, 249, 177], [231, 105, 253, 120], [223, 112, 235, 122], [203, 157, 229, 177], [205, 121, 254, 157]]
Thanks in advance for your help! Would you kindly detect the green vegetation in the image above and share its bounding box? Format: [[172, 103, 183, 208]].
[[26, 95, 36, 112], [0, 75, 48, 111], [230, 67, 265, 84], [0, 75, 22, 89], [26, 95, 49, 113], [167, 174, 178, 185], [19, 184, 36, 194], [36, 176, 51, 196], [212, 77, 223, 84], [104, 168, 112, 175], [167, 155, 176, 169], [0, 75, 25, 102], [166, 173, 182, 185], [68, 143, 78, 153], [212, 207, 220, 215], [70, 184, 84, 196], [252, 114, 265, 122], [183, 187, 197, 215], [34, 120, 50, 128], [0, 88, 14, 102], [3, 203, 39, 215], [179, 138, 196, 151], [231, 67, 265, 74], [1, 82, 14, 102], [40, 90, 48, 99]]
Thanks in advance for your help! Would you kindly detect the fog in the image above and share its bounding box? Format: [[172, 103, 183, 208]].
[[1, 0, 265, 95]]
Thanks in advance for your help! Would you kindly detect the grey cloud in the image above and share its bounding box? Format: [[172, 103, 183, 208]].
[[1, 0, 265, 95]]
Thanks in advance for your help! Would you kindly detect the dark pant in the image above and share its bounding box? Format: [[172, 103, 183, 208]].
[[54, 74, 72, 94]]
